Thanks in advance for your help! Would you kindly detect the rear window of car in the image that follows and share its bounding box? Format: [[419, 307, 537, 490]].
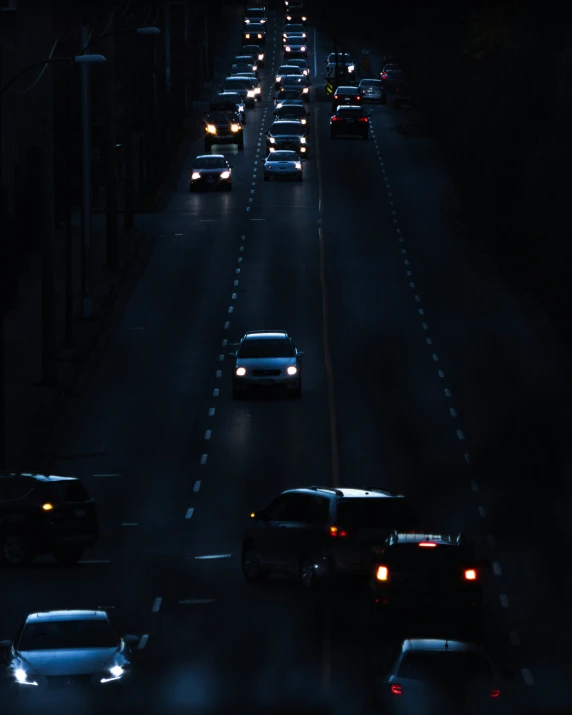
[[337, 108, 364, 117], [337, 499, 418, 529], [361, 80, 381, 87], [397, 652, 493, 683], [385, 543, 475, 569]]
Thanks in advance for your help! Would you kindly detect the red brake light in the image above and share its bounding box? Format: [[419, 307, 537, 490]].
[[381, 73, 387, 79], [390, 684, 402, 695], [356, 95, 361, 100], [330, 525, 348, 536], [464, 568, 477, 580], [357, 117, 368, 122], [419, 542, 437, 547], [334, 94, 338, 99], [376, 565, 389, 581], [332, 116, 342, 121], [490, 689, 500, 698]]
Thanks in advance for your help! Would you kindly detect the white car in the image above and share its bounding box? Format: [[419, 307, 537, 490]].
[[325, 52, 355, 78], [262, 150, 303, 182]]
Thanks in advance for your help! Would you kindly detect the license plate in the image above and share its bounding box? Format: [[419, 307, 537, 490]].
[[207, 177, 214, 183], [261, 379, 273, 385], [74, 509, 85, 518], [280, 167, 286, 170]]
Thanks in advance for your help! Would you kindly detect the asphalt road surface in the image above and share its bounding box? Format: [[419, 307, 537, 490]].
[[2, 3, 571, 714]]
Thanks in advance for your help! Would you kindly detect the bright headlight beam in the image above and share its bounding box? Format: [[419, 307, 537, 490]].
[[110, 665, 124, 678], [236, 367, 246, 376], [15, 669, 27, 683], [286, 366, 298, 375]]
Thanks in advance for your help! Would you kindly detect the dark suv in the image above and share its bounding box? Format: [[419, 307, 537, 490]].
[[371, 532, 487, 610], [204, 111, 244, 151], [0, 473, 98, 565], [242, 487, 419, 588]]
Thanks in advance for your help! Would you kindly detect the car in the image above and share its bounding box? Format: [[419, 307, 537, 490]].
[[374, 639, 505, 712], [273, 103, 310, 125], [0, 610, 138, 694], [0, 472, 98, 565], [325, 52, 355, 78], [243, 22, 266, 44], [221, 76, 257, 107], [381, 68, 408, 104], [285, 57, 310, 76], [285, 6, 307, 23], [331, 85, 362, 112], [278, 74, 310, 101], [203, 111, 244, 151], [389, 79, 412, 107], [243, 6, 267, 25], [242, 487, 419, 587], [358, 77, 383, 102], [232, 72, 262, 101], [229, 330, 304, 398], [234, 54, 259, 72], [262, 150, 303, 181], [231, 62, 258, 78], [330, 105, 370, 139], [266, 119, 308, 156], [282, 24, 307, 42], [242, 43, 265, 66], [283, 38, 308, 58], [188, 154, 232, 191], [371, 532, 487, 611], [274, 90, 304, 106], [209, 92, 246, 123], [380, 63, 401, 80], [275, 64, 304, 88]]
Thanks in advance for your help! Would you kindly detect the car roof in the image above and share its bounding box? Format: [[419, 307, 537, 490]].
[[271, 119, 303, 126], [0, 472, 79, 483], [244, 331, 289, 340], [288, 487, 404, 498], [195, 154, 226, 161], [392, 533, 463, 546], [245, 22, 264, 27], [402, 639, 480, 653], [336, 105, 364, 110], [267, 151, 298, 158], [336, 86, 359, 92], [25, 610, 109, 623]]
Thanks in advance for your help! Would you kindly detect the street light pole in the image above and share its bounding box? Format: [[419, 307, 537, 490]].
[[80, 23, 94, 320]]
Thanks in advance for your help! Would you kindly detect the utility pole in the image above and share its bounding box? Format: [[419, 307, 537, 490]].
[[104, 16, 119, 269], [63, 66, 74, 347], [80, 21, 94, 319], [0, 37, 7, 468], [40, 113, 58, 387]]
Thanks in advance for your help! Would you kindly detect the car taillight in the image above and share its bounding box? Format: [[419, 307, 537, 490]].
[[390, 684, 402, 695], [330, 525, 348, 537], [356, 95, 361, 100], [357, 117, 368, 122], [333, 95, 338, 99], [464, 569, 477, 580], [419, 542, 437, 547], [376, 565, 389, 581], [381, 73, 387, 79], [332, 116, 342, 121], [490, 689, 500, 698]]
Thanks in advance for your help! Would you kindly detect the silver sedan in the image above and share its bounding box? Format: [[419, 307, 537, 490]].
[[262, 151, 303, 181], [229, 331, 305, 398], [358, 78, 383, 102]]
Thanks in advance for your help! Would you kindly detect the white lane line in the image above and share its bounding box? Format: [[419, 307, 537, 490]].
[[444, 388, 451, 397], [492, 562, 502, 575], [231, 293, 237, 299], [178, 599, 214, 605], [208, 408, 215, 417], [415, 295, 421, 302], [79, 559, 111, 564], [212, 387, 219, 397], [464, 453, 472, 466], [449, 408, 457, 417], [93, 473, 122, 477], [138, 634, 149, 649], [234, 279, 239, 286], [175, 233, 183, 236], [521, 668, 535, 685], [204, 430, 212, 440], [422, 322, 428, 330], [228, 306, 234, 313], [487, 533, 495, 546], [216, 370, 222, 377], [151, 597, 162, 613], [426, 338, 432, 345], [218, 354, 224, 361], [499, 594, 509, 608], [122, 522, 138, 526], [185, 508, 194, 520], [509, 630, 520, 646], [200, 454, 208, 465], [409, 281, 415, 287], [404, 259, 410, 265], [431, 353, 439, 361], [194, 480, 201, 492], [437, 369, 444, 377], [478, 505, 487, 517], [239, 246, 244, 251], [224, 321, 230, 328], [246, 206, 251, 211], [471, 480, 479, 492], [456, 428, 465, 440], [237, 256, 242, 263], [194, 554, 231, 560], [221, 338, 227, 346]]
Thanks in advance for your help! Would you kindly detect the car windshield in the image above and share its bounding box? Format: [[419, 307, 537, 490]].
[[337, 108, 364, 118], [282, 77, 306, 86], [278, 91, 302, 100], [285, 25, 305, 32], [246, 9, 265, 17], [225, 79, 251, 89], [208, 111, 237, 121], [337, 499, 418, 529], [290, 60, 308, 68], [193, 157, 227, 169], [18, 619, 118, 651], [270, 123, 302, 135], [278, 66, 301, 73], [385, 544, 475, 570], [267, 152, 297, 162], [397, 652, 493, 683], [243, 46, 261, 53], [361, 79, 381, 87], [277, 107, 305, 117], [236, 56, 254, 62], [239, 338, 294, 358]]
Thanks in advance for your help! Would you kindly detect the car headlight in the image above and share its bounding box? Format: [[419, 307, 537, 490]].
[[245, 33, 250, 38], [300, 46, 306, 52], [252, 65, 258, 71], [236, 367, 246, 376], [286, 366, 298, 375], [257, 34, 262, 38], [275, 76, 281, 83], [348, 65, 355, 72], [100, 664, 125, 683], [206, 124, 216, 133], [261, 19, 266, 23], [300, 137, 306, 144], [247, 90, 255, 97], [302, 33, 306, 38], [220, 171, 231, 179], [245, 18, 250, 23], [283, 32, 287, 37], [285, 46, 291, 51], [258, 54, 264, 60], [303, 69, 309, 75], [295, 162, 302, 169], [301, 118, 306, 124], [302, 87, 309, 93], [300, 146, 306, 152], [269, 137, 276, 143], [14, 667, 39, 686], [191, 172, 201, 180], [302, 16, 307, 21], [254, 87, 261, 93], [269, 147, 275, 152], [231, 124, 241, 132]]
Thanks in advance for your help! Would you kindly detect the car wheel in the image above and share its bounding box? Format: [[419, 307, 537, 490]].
[[53, 546, 86, 565], [242, 543, 268, 582], [0, 532, 34, 566], [299, 556, 318, 589]]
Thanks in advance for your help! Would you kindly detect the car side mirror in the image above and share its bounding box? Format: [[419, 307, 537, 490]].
[[296, 350, 305, 357], [0, 640, 11, 651], [122, 634, 139, 646]]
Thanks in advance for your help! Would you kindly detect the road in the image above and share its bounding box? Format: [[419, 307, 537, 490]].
[[2, 2, 571, 713]]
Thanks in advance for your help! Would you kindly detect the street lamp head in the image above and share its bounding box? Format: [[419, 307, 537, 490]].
[[74, 54, 107, 64], [136, 26, 161, 35]]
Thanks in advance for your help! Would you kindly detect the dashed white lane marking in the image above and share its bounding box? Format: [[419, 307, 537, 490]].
[[499, 594, 509, 608], [218, 354, 224, 361], [437, 369, 444, 377], [471, 480, 479, 492], [444, 388, 451, 397], [221, 338, 227, 346], [194, 554, 231, 560], [228, 306, 234, 313], [178, 599, 214, 605], [194, 480, 201, 492], [231, 292, 237, 299], [208, 408, 215, 417], [93, 473, 122, 477], [426, 338, 432, 345], [431, 353, 439, 361], [414, 294, 421, 302], [138, 634, 149, 649], [449, 408, 457, 417], [216, 369, 222, 378], [175, 233, 183, 236], [185, 508, 194, 520], [464, 453, 472, 466], [212, 387, 219, 397], [234, 279, 239, 286], [200, 454, 208, 465], [456, 428, 465, 440], [204, 430, 212, 440], [224, 321, 230, 328], [151, 597, 162, 613], [492, 561, 502, 575], [122, 522, 138, 526], [521, 668, 534, 685], [422, 321, 428, 329], [79, 559, 111, 564], [509, 630, 520, 646], [478, 505, 487, 517], [487, 533, 495, 546]]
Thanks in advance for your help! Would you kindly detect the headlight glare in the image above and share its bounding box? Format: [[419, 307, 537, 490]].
[[254, 87, 261, 93], [286, 366, 298, 375], [110, 665, 124, 678], [301, 118, 306, 124], [300, 46, 306, 52], [295, 162, 302, 169], [206, 124, 216, 133], [348, 65, 355, 72], [191, 172, 201, 180], [302, 87, 308, 93], [258, 54, 264, 60], [269, 137, 276, 143], [236, 367, 246, 376], [15, 668, 27, 683], [247, 90, 255, 97], [220, 171, 230, 179], [285, 47, 291, 51], [300, 137, 306, 144], [231, 124, 241, 132]]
